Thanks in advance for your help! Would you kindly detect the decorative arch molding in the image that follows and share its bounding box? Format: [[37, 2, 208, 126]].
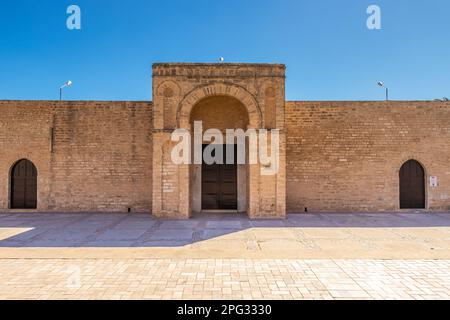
[[156, 80, 182, 97], [176, 83, 262, 129], [264, 86, 276, 129], [264, 86, 276, 97], [156, 80, 182, 129]]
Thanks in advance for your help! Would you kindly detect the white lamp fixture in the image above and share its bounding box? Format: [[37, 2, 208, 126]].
[[377, 81, 389, 101], [59, 80, 73, 101]]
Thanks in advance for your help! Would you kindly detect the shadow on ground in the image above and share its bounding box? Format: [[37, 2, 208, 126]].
[[0, 212, 449, 248]]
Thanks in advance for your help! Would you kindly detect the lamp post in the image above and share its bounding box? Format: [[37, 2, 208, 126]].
[[59, 80, 73, 101], [377, 81, 389, 101]]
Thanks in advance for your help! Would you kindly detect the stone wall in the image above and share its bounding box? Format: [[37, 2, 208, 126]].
[[0, 101, 153, 212], [2, 93, 450, 215], [286, 101, 450, 212]]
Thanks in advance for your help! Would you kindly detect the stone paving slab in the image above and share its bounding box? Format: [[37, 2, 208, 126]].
[[97, 228, 149, 241], [0, 212, 450, 259], [148, 229, 195, 241], [0, 259, 448, 300], [0, 212, 450, 300]]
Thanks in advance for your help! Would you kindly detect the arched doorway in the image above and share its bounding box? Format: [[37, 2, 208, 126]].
[[399, 160, 425, 209], [10, 159, 37, 209], [189, 95, 250, 213]]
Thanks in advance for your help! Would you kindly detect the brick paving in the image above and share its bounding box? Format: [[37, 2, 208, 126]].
[[0, 259, 449, 300], [1, 212, 450, 299]]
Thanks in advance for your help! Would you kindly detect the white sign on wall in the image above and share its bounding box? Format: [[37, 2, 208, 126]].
[[430, 176, 438, 188]]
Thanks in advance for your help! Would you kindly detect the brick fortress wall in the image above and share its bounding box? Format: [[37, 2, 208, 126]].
[[286, 101, 450, 212], [2, 98, 450, 214], [0, 101, 153, 212]]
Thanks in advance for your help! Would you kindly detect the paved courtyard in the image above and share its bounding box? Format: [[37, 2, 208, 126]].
[[0, 212, 450, 299]]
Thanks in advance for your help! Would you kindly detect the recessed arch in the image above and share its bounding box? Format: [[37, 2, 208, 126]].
[[187, 95, 250, 212], [177, 83, 262, 129], [399, 159, 425, 209], [10, 159, 38, 209], [189, 95, 250, 131], [156, 80, 181, 97]]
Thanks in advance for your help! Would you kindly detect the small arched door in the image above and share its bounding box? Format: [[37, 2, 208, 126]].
[[11, 159, 37, 209], [399, 160, 425, 209]]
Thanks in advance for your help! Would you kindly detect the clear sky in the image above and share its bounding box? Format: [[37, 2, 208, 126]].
[[0, 0, 449, 101]]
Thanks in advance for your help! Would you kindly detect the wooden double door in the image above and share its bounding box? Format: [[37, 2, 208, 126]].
[[11, 159, 37, 209], [400, 160, 425, 209], [201, 145, 238, 210]]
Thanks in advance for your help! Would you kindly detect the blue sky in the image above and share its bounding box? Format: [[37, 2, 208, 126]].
[[0, 0, 449, 101]]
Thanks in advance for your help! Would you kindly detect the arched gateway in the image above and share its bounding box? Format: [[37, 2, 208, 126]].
[[151, 63, 286, 219]]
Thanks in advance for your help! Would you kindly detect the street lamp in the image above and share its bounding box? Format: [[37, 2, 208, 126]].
[[377, 81, 389, 101], [59, 80, 73, 101]]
